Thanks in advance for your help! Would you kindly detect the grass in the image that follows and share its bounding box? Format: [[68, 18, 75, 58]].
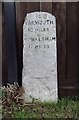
[[3, 97, 79, 119], [1, 84, 79, 119]]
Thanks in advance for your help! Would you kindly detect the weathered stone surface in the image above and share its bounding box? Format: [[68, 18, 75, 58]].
[[22, 12, 58, 101]]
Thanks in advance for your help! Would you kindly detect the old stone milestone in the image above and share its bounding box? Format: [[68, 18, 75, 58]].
[[22, 12, 58, 101]]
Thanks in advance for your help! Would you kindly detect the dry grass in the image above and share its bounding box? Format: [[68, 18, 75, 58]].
[[1, 84, 79, 119], [2, 83, 26, 117]]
